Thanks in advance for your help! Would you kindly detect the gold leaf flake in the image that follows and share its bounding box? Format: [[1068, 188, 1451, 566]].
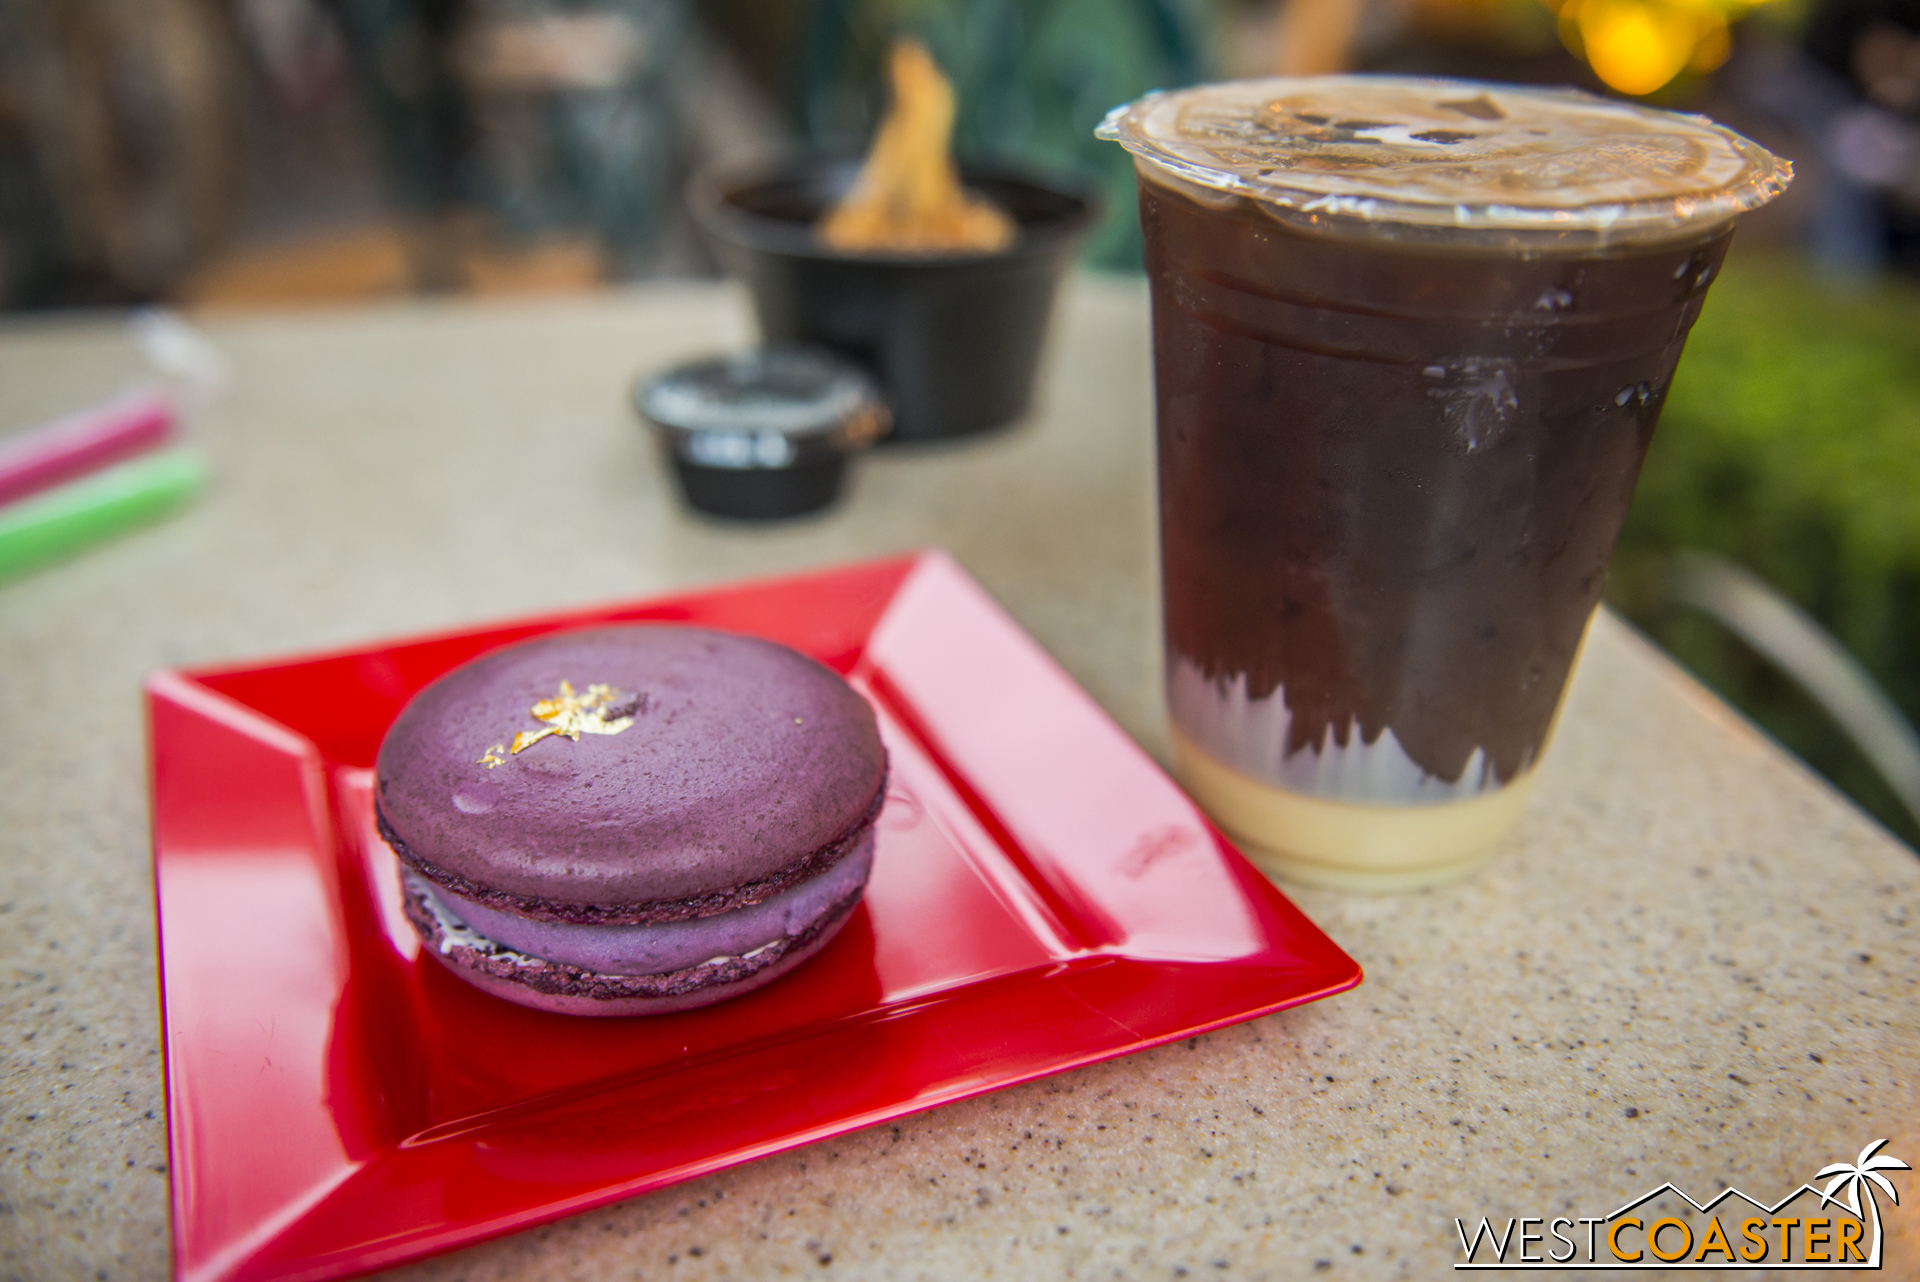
[[478, 743, 508, 768], [505, 680, 638, 757]]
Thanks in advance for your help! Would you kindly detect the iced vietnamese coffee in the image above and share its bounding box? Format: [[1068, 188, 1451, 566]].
[[1098, 77, 1790, 891]]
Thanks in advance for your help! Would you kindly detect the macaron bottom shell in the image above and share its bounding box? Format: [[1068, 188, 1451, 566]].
[[401, 866, 867, 1017]]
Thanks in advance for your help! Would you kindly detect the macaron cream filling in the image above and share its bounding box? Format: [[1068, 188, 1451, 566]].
[[409, 832, 875, 976], [375, 776, 886, 925]]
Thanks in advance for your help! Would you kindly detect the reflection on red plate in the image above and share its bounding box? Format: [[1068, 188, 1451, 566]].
[[147, 550, 1361, 1282]]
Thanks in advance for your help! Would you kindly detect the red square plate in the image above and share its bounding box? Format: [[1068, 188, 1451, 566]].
[[147, 551, 1361, 1282]]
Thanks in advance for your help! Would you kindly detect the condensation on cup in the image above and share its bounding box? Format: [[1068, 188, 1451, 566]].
[[1098, 76, 1790, 892]]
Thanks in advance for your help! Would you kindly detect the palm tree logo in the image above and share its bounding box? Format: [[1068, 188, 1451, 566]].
[[1816, 1138, 1910, 1267]]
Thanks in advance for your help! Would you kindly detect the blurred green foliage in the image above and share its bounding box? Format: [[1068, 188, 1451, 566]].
[[796, 0, 1208, 268], [1610, 254, 1920, 848]]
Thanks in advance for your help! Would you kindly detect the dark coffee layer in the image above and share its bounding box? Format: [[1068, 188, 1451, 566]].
[[1146, 175, 1730, 788]]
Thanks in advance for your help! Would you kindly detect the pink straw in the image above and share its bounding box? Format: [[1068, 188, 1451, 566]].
[[0, 387, 176, 508]]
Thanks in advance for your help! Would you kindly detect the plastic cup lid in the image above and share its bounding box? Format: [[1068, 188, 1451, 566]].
[[1097, 75, 1791, 247], [637, 347, 889, 477]]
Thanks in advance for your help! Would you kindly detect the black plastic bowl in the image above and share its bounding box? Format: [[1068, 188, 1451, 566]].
[[692, 159, 1099, 442]]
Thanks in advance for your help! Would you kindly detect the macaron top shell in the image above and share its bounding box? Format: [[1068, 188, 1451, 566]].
[[374, 626, 886, 909]]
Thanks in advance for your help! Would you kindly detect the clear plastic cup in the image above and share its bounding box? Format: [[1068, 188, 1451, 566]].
[[1098, 76, 1790, 892]]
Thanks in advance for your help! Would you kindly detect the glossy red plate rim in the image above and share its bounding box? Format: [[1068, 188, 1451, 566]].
[[147, 550, 1361, 1282]]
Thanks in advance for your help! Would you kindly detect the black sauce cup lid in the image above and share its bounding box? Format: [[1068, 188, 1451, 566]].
[[635, 347, 890, 520]]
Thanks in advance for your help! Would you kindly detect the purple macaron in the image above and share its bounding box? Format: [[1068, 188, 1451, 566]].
[[375, 625, 887, 1016]]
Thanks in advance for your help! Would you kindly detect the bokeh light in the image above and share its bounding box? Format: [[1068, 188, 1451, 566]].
[[1546, 0, 1767, 95]]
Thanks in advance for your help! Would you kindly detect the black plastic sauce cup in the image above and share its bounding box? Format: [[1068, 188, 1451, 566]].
[[636, 347, 889, 520]]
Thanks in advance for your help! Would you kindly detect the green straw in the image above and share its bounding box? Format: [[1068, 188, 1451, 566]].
[[0, 447, 206, 582]]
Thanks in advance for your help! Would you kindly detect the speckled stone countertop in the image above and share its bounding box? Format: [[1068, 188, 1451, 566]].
[[1, 279, 1914, 1281]]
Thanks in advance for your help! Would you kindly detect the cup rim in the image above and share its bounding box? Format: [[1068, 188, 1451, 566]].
[[1098, 75, 1792, 251], [689, 154, 1103, 266]]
